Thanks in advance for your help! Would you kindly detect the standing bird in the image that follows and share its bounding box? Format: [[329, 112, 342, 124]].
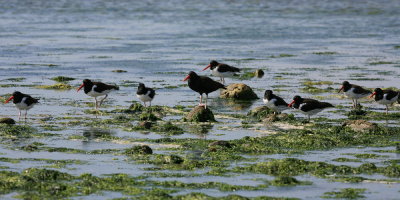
[[183, 71, 226, 109], [4, 91, 39, 120], [263, 90, 288, 114], [338, 81, 371, 108], [202, 60, 240, 84], [136, 83, 155, 107], [77, 79, 119, 109], [369, 88, 399, 114], [288, 95, 334, 121]]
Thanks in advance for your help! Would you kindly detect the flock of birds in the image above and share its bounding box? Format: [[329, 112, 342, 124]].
[[3, 60, 400, 121]]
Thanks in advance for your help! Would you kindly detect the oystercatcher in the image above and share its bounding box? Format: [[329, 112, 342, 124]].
[[288, 95, 334, 121], [183, 71, 226, 109], [338, 81, 371, 108], [136, 83, 155, 107], [4, 91, 39, 120], [202, 60, 240, 84], [263, 90, 288, 114], [369, 88, 399, 114], [77, 79, 119, 109]]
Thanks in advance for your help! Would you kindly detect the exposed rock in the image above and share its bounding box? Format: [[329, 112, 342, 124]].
[[254, 69, 264, 78], [184, 106, 215, 122], [342, 120, 378, 132], [247, 106, 273, 121], [263, 113, 290, 123], [163, 155, 184, 164], [112, 70, 127, 73], [0, 118, 15, 125], [125, 145, 153, 155], [208, 140, 232, 148], [220, 83, 258, 100], [138, 121, 152, 129]]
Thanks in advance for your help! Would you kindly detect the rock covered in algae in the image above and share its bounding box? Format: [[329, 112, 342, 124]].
[[342, 120, 378, 132], [163, 155, 184, 164], [184, 106, 215, 122], [220, 83, 258, 100], [124, 145, 153, 155], [0, 118, 15, 125], [247, 106, 273, 120], [254, 69, 264, 78]]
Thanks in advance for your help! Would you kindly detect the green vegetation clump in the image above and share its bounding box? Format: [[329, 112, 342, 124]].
[[51, 76, 75, 82], [157, 122, 184, 135], [125, 145, 153, 155], [35, 83, 73, 90], [270, 176, 311, 186], [322, 188, 366, 199], [0, 124, 37, 139], [313, 51, 337, 55], [369, 61, 394, 65]]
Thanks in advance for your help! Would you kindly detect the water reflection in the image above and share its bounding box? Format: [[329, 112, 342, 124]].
[[83, 128, 115, 141], [212, 98, 255, 112]]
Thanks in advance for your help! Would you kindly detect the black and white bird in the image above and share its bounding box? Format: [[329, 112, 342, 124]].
[[263, 90, 288, 114], [288, 95, 334, 121], [136, 83, 155, 107], [77, 79, 119, 109], [369, 88, 399, 114], [4, 91, 39, 120], [338, 81, 371, 108], [202, 60, 240, 84], [183, 71, 226, 109]]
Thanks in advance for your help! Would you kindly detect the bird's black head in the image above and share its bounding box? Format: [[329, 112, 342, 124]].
[[339, 81, 351, 93], [210, 60, 219, 67], [12, 91, 23, 97], [138, 83, 145, 88], [288, 95, 303, 109], [373, 88, 383, 94], [183, 71, 199, 81], [83, 79, 92, 84], [264, 90, 273, 100]]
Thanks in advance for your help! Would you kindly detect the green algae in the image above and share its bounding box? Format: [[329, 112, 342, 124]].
[[270, 176, 311, 186], [369, 61, 395, 65], [332, 158, 361, 162], [269, 54, 295, 58], [322, 188, 366, 199], [125, 145, 153, 155], [0, 124, 37, 139], [313, 51, 337, 55], [35, 83, 73, 90], [51, 76, 75, 82]]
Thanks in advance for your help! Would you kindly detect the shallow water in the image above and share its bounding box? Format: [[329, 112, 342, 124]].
[[1, 0, 400, 199]]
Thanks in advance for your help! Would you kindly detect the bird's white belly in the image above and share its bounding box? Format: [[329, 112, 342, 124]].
[[344, 88, 369, 99], [263, 98, 287, 113], [377, 94, 398, 105], [137, 94, 153, 102], [212, 68, 234, 77], [15, 98, 35, 110], [87, 89, 110, 97]]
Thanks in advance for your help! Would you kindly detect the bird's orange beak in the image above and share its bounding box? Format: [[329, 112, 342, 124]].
[[369, 92, 376, 98], [183, 75, 190, 81], [338, 86, 344, 93], [77, 83, 84, 92], [202, 64, 211, 71], [288, 100, 295, 107], [4, 96, 14, 104]]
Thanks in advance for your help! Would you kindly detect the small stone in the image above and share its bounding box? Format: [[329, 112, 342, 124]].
[[138, 121, 152, 129], [208, 140, 232, 148], [220, 83, 258, 100], [125, 145, 153, 155], [184, 106, 215, 122], [164, 155, 184, 164], [0, 118, 15, 125], [263, 114, 278, 122], [342, 120, 378, 132], [254, 69, 264, 78], [112, 70, 127, 73]]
